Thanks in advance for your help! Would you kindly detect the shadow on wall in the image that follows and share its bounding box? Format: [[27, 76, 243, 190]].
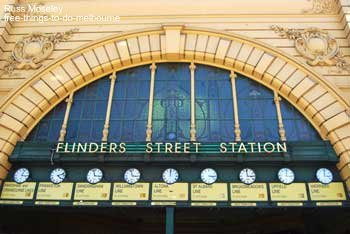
[[0, 207, 350, 234]]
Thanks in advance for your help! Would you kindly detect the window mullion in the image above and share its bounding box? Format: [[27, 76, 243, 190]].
[[230, 71, 241, 141], [58, 92, 74, 142], [273, 91, 287, 141], [101, 72, 117, 141], [146, 62, 157, 141], [189, 62, 197, 141]]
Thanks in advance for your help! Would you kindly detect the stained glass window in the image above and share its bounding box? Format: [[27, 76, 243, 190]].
[[65, 78, 110, 142], [108, 65, 150, 142], [195, 64, 234, 142], [152, 63, 190, 141], [236, 76, 279, 141], [26, 63, 322, 143], [280, 99, 321, 141], [26, 101, 66, 142]]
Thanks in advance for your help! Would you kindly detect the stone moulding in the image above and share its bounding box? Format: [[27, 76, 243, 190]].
[[271, 25, 350, 73], [1, 28, 79, 75]]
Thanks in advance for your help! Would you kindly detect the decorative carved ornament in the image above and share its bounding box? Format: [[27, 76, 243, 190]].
[[2, 29, 78, 74], [271, 25, 350, 73], [302, 0, 338, 14]]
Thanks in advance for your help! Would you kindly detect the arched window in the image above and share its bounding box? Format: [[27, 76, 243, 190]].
[[26, 63, 322, 143]]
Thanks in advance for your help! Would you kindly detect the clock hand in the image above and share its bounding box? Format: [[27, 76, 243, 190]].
[[131, 171, 137, 177]]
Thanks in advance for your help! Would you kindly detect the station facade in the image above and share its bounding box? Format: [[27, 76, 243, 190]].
[[0, 0, 350, 233]]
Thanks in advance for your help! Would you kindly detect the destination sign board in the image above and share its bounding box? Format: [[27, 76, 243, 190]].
[[36, 182, 73, 200], [0, 181, 348, 207], [74, 183, 111, 201], [270, 183, 307, 201], [191, 183, 228, 201], [230, 183, 268, 201], [0, 182, 36, 200], [308, 182, 346, 201], [112, 183, 149, 201], [152, 183, 188, 201]]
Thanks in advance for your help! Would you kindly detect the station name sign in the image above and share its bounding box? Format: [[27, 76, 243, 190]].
[[55, 141, 287, 154]]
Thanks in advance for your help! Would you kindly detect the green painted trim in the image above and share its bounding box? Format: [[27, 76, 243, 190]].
[[166, 207, 174, 234], [9, 141, 338, 163]]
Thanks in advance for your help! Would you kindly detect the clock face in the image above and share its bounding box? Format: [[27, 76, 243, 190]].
[[14, 168, 30, 184], [316, 168, 333, 184], [124, 168, 141, 184], [162, 168, 179, 185], [50, 168, 66, 184], [278, 168, 295, 184], [201, 168, 217, 185], [239, 168, 256, 185], [86, 168, 103, 184]]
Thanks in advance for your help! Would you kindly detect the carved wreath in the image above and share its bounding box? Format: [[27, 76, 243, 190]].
[[271, 26, 339, 66], [271, 25, 349, 72], [303, 0, 338, 14], [2, 28, 78, 74]]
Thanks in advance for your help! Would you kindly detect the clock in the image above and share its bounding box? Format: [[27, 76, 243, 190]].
[[86, 168, 103, 184], [124, 168, 141, 184], [162, 168, 179, 185], [316, 168, 333, 184], [50, 168, 66, 184], [200, 168, 217, 185], [278, 168, 295, 184], [14, 168, 30, 184], [239, 168, 256, 185]]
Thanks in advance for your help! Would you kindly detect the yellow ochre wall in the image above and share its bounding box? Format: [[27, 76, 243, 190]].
[[0, 0, 349, 188]]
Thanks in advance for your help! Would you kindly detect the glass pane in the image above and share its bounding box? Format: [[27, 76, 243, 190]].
[[109, 65, 150, 142], [281, 99, 321, 141], [153, 63, 190, 141], [26, 101, 66, 142], [195, 64, 234, 142], [236, 75, 279, 141], [65, 78, 109, 142]]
